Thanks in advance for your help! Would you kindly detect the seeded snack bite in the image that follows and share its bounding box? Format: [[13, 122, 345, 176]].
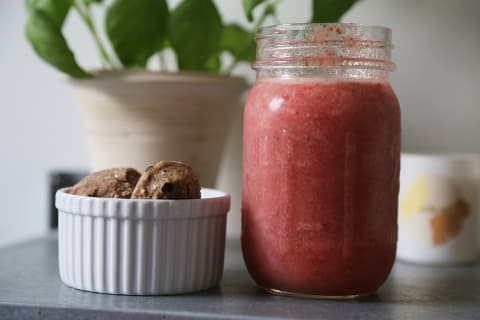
[[68, 168, 141, 199], [132, 161, 201, 199]]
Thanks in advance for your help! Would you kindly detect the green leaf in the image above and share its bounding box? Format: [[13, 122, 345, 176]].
[[205, 54, 221, 73], [242, 0, 265, 22], [311, 0, 359, 23], [26, 0, 71, 28], [158, 37, 170, 50], [106, 0, 169, 67], [220, 24, 255, 63], [168, 0, 222, 71], [26, 0, 35, 10], [25, 9, 90, 78], [83, 0, 102, 5]]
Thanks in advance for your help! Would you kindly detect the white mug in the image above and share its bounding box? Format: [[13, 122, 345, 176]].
[[397, 153, 480, 265]]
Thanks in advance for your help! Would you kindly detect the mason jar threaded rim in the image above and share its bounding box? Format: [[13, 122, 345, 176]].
[[254, 23, 395, 73]]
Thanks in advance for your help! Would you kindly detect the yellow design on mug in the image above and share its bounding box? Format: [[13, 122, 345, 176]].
[[400, 175, 429, 218]]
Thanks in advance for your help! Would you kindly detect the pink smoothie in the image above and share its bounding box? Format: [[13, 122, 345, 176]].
[[242, 78, 401, 296]]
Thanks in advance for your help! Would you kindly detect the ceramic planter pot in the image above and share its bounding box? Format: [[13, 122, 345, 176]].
[[70, 71, 247, 187]]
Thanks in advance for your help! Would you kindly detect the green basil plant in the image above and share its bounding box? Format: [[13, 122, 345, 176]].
[[25, 0, 359, 79]]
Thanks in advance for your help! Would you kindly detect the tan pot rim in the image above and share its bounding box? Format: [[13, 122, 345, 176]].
[[68, 69, 249, 88]]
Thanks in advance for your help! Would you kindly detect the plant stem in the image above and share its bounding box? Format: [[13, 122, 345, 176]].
[[272, 10, 281, 24], [223, 0, 280, 75], [74, 1, 114, 69]]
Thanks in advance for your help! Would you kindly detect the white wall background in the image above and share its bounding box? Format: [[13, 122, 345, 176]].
[[1, 0, 479, 247]]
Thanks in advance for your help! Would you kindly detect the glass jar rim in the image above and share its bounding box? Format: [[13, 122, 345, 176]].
[[257, 23, 392, 44], [254, 23, 395, 73]]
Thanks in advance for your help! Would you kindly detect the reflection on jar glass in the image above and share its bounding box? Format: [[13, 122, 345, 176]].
[[241, 23, 401, 298]]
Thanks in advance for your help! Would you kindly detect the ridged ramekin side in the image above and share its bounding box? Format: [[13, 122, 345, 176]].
[[58, 212, 227, 295]]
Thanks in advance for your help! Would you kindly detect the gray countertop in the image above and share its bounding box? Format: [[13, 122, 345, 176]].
[[0, 234, 479, 320]]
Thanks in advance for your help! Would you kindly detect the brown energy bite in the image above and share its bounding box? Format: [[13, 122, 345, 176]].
[[131, 161, 201, 199], [68, 168, 141, 199]]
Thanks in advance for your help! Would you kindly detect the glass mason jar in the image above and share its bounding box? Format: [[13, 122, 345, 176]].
[[242, 23, 401, 298]]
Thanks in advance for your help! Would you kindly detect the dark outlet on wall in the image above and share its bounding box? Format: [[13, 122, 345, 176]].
[[49, 170, 88, 229]]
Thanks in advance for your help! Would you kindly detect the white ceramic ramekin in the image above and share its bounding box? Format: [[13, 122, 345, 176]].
[[55, 188, 230, 295]]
